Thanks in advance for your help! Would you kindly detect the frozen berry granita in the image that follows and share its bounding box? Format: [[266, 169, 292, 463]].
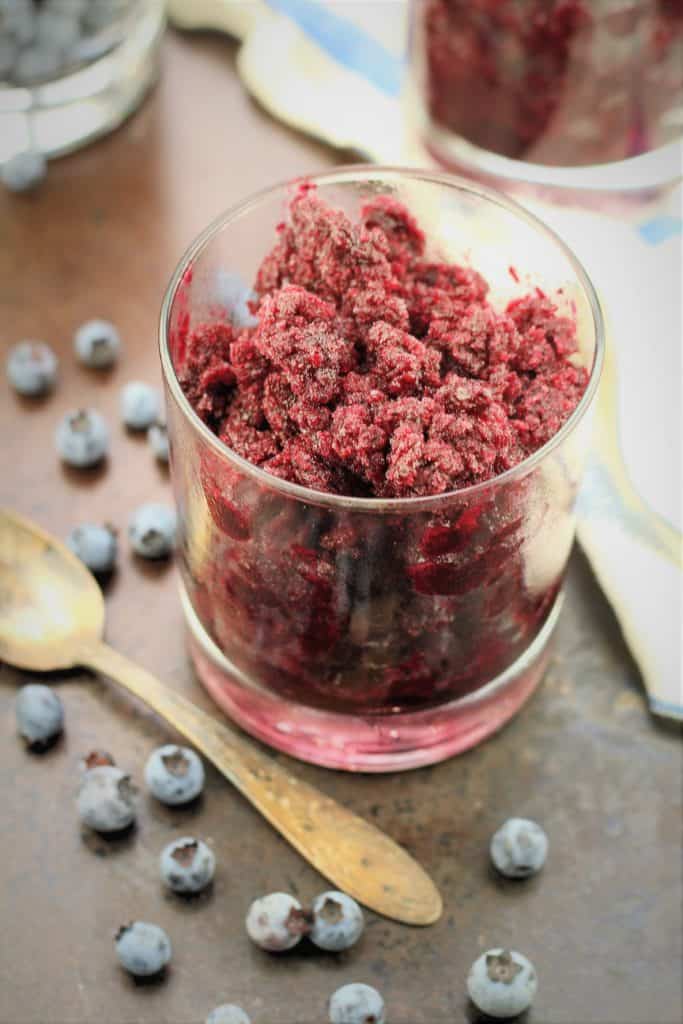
[[162, 170, 602, 770], [180, 191, 586, 497], [414, 0, 683, 169]]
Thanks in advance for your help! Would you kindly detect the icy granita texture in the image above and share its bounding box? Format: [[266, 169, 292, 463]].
[[174, 188, 588, 713], [420, 0, 683, 167]]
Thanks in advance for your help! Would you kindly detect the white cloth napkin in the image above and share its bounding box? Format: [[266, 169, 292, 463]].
[[168, 0, 683, 717]]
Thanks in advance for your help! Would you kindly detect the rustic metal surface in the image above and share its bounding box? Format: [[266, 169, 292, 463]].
[[1, 30, 681, 1024]]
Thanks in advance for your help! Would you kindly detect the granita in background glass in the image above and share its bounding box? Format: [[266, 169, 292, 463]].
[[407, 0, 683, 196], [160, 168, 604, 772]]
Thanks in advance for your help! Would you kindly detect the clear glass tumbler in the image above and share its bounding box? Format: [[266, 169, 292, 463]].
[[406, 0, 683, 196], [159, 167, 604, 772]]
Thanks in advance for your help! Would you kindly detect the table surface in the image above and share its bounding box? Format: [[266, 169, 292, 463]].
[[1, 30, 681, 1024]]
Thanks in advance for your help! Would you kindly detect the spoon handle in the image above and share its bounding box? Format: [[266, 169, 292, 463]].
[[82, 640, 442, 926]]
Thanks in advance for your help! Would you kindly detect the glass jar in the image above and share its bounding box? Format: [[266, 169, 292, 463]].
[[0, 1, 165, 163], [406, 0, 682, 196], [159, 167, 604, 772]]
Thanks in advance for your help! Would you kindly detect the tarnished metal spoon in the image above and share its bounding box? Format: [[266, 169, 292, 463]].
[[0, 508, 442, 926]]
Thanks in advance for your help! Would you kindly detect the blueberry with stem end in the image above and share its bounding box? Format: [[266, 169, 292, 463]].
[[310, 891, 365, 952], [467, 948, 538, 1019], [115, 921, 171, 978], [67, 523, 117, 574], [74, 319, 121, 368], [15, 684, 63, 749], [144, 745, 204, 805], [55, 408, 109, 467], [160, 836, 215, 894], [77, 765, 137, 833], [245, 892, 310, 952], [6, 340, 57, 395], [490, 817, 548, 879], [128, 504, 176, 559]]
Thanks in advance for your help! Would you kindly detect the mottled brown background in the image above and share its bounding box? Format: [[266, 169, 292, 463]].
[[0, 30, 681, 1024]]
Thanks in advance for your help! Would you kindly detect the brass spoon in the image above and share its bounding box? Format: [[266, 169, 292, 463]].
[[0, 508, 442, 926]]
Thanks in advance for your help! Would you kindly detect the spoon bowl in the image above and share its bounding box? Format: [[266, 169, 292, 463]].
[[0, 509, 105, 671], [0, 507, 442, 925]]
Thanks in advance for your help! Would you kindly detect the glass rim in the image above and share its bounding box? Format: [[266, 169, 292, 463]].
[[159, 164, 605, 512]]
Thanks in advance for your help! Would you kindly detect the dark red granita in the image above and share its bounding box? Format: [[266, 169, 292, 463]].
[[173, 188, 589, 714]]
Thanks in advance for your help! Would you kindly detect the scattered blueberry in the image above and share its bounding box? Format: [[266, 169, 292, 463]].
[[311, 891, 365, 952], [13, 43, 62, 84], [160, 836, 215, 895], [328, 983, 386, 1024], [245, 892, 309, 952], [128, 503, 176, 559], [79, 749, 116, 772], [35, 9, 80, 53], [1, 149, 47, 193], [15, 683, 63, 748], [55, 408, 109, 467], [74, 319, 121, 368], [115, 921, 172, 978], [144, 744, 204, 805], [147, 419, 169, 463], [77, 765, 137, 832], [120, 381, 160, 430], [490, 817, 548, 879], [467, 948, 538, 1019], [6, 340, 57, 395], [67, 523, 117, 574], [206, 1006, 251, 1024]]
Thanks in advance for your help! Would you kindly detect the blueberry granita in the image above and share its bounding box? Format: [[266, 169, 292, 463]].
[[416, 0, 683, 167], [167, 182, 595, 722]]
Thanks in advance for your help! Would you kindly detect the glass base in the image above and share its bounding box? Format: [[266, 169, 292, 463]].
[[182, 585, 563, 773]]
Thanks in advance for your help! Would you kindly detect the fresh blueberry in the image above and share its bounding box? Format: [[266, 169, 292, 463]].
[[6, 340, 57, 395], [120, 381, 160, 430], [0, 34, 16, 78], [13, 43, 63, 84], [15, 683, 63, 748], [147, 419, 169, 463], [1, 149, 47, 193], [74, 319, 121, 368], [144, 744, 204, 805], [245, 892, 309, 952], [490, 817, 548, 879], [214, 270, 258, 329], [160, 836, 215, 895], [55, 408, 109, 467], [311, 891, 364, 952], [328, 983, 386, 1024], [2, 2, 36, 47], [77, 765, 137, 833], [205, 1006, 251, 1024], [128, 503, 176, 559], [115, 921, 171, 978], [67, 523, 117, 574], [467, 948, 538, 1019], [35, 9, 81, 54]]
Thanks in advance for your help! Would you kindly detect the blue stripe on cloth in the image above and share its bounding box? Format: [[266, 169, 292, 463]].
[[638, 215, 682, 245], [263, 0, 403, 97]]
